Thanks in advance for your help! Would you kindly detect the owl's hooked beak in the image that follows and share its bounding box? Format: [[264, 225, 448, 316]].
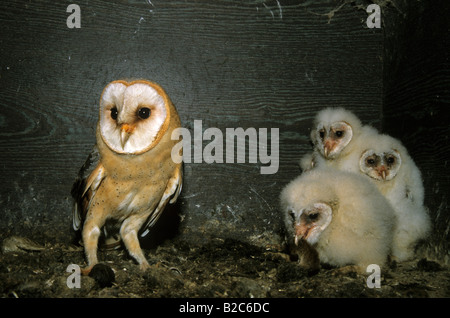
[[323, 140, 335, 158], [120, 124, 135, 149], [377, 166, 387, 180], [294, 223, 311, 246], [294, 235, 301, 246]]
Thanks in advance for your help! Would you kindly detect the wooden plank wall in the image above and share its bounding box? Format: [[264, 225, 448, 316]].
[[1, 1, 384, 248], [383, 0, 450, 264]]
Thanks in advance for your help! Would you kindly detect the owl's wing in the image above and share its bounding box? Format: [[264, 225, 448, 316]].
[[140, 164, 183, 237], [71, 146, 107, 231]]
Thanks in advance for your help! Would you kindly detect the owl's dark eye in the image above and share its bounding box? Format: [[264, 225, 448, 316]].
[[386, 156, 396, 164], [110, 107, 118, 120], [366, 158, 376, 165], [138, 107, 151, 119], [288, 210, 296, 222], [319, 130, 325, 139], [308, 213, 319, 221], [335, 130, 344, 138]]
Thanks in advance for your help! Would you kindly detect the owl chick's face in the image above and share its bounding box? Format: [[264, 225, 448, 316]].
[[290, 202, 332, 246], [99, 80, 170, 155], [314, 121, 353, 159], [360, 149, 401, 181]]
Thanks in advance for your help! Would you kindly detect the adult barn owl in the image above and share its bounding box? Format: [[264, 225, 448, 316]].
[[72, 79, 183, 273], [280, 168, 396, 272], [300, 107, 378, 172], [359, 133, 431, 261]]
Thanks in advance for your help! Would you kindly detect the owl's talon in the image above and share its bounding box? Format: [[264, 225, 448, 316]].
[[139, 262, 151, 271], [81, 265, 95, 276]]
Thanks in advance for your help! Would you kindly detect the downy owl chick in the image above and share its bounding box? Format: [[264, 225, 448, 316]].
[[300, 107, 378, 172], [72, 79, 183, 273], [280, 168, 396, 272], [359, 133, 431, 261]]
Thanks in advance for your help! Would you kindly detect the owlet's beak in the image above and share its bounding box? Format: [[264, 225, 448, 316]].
[[323, 140, 335, 158], [294, 223, 310, 246], [377, 166, 387, 180], [294, 235, 301, 246], [120, 124, 135, 149]]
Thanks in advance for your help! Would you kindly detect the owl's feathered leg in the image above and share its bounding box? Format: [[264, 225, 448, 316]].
[[81, 211, 107, 275], [120, 215, 151, 271]]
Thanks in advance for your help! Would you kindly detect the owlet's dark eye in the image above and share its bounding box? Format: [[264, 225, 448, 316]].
[[367, 158, 376, 165], [309, 213, 319, 221], [335, 130, 344, 138], [110, 107, 118, 120], [289, 210, 296, 221], [138, 107, 151, 119], [319, 130, 325, 139], [386, 156, 395, 164]]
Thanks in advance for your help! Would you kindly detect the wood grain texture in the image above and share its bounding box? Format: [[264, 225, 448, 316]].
[[1, 1, 383, 248]]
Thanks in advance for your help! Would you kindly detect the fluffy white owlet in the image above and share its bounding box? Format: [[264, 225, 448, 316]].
[[300, 107, 378, 172], [359, 133, 431, 261], [72, 79, 183, 273], [280, 168, 396, 272]]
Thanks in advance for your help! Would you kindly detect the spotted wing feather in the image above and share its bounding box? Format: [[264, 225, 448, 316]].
[[71, 146, 106, 231], [140, 164, 183, 237]]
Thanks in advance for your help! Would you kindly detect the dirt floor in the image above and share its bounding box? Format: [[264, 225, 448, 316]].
[[0, 233, 449, 298]]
